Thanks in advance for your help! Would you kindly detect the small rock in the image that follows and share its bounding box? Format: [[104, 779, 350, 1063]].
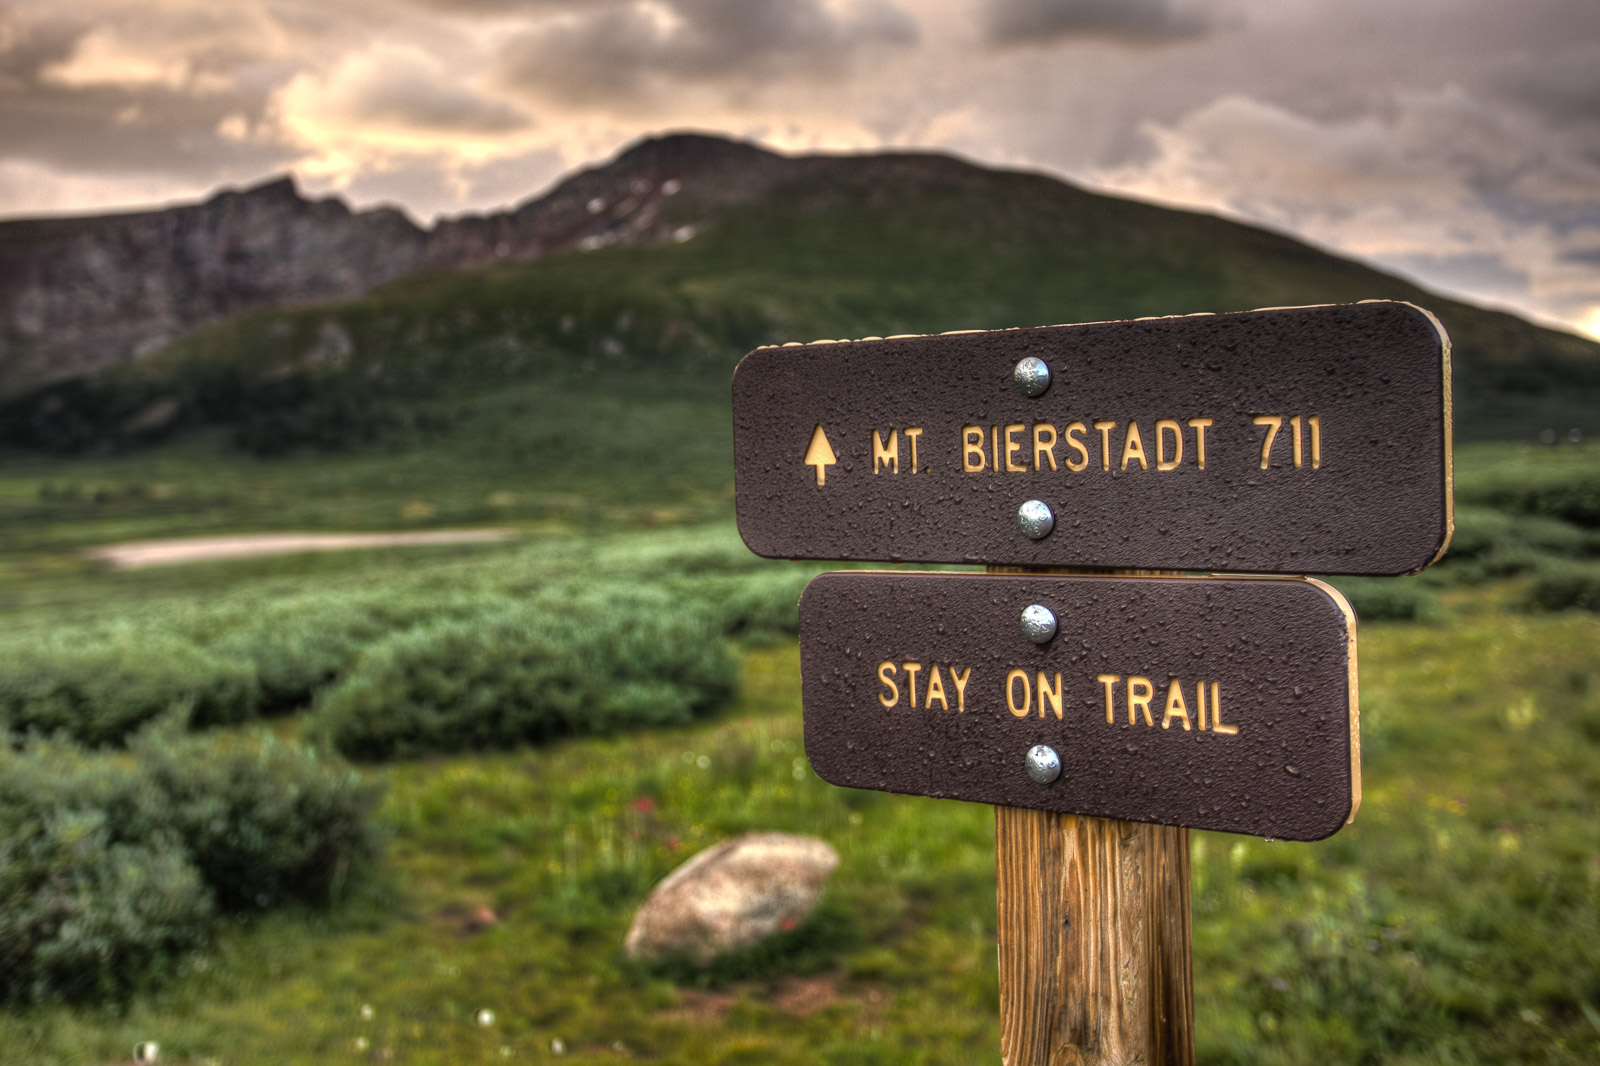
[[624, 832, 839, 964]]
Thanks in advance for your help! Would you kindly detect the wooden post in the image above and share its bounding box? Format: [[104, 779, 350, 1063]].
[[996, 809, 1194, 1065], [992, 565, 1195, 1066]]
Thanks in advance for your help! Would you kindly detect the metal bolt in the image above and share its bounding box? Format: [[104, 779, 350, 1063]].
[[1020, 604, 1057, 643], [1013, 356, 1051, 397], [1025, 744, 1062, 784], [1017, 499, 1054, 539]]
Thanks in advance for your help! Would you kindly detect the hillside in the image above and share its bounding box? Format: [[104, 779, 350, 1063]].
[[2, 133, 1598, 453]]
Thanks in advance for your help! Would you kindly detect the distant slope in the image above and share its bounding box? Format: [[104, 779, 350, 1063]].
[[2, 133, 1597, 446]]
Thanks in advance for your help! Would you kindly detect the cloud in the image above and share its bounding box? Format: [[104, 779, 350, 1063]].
[[266, 43, 544, 201], [276, 45, 528, 139], [1092, 88, 1600, 331], [495, 0, 918, 109], [983, 0, 1209, 48], [0, 0, 1597, 340]]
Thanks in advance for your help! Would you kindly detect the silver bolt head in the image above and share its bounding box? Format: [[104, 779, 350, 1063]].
[[1013, 356, 1051, 397], [1025, 744, 1062, 784], [1020, 604, 1057, 643], [1017, 499, 1054, 539]]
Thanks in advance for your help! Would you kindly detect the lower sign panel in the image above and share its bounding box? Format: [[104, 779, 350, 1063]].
[[799, 571, 1358, 840]]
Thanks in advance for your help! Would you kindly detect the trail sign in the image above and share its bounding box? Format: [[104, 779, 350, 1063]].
[[733, 301, 1452, 575], [799, 570, 1358, 841]]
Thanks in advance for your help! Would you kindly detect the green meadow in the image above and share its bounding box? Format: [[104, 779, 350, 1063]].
[[0, 433, 1596, 1064], [2, 155, 1599, 1063]]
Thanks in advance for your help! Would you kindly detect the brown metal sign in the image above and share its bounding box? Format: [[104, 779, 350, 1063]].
[[734, 301, 1451, 575], [799, 571, 1358, 840]]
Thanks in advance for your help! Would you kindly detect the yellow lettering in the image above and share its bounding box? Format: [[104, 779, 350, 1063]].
[[1094, 421, 1116, 472], [1065, 422, 1089, 472], [1211, 681, 1238, 734], [1156, 419, 1183, 471], [1120, 421, 1148, 471], [1308, 415, 1320, 469], [1253, 415, 1282, 470], [1161, 679, 1192, 730], [963, 426, 986, 472], [873, 428, 899, 474], [925, 665, 948, 710], [1187, 418, 1212, 470], [1006, 669, 1031, 718], [903, 662, 922, 708], [991, 425, 1000, 473], [951, 666, 971, 712], [877, 662, 899, 708], [1037, 671, 1062, 719], [1128, 676, 1154, 727], [1290, 415, 1303, 469], [1097, 674, 1121, 723], [1033, 423, 1058, 471], [1004, 423, 1027, 473], [1196, 679, 1207, 731], [905, 427, 924, 473]]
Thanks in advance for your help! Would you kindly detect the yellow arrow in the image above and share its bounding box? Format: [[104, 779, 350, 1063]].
[[804, 425, 837, 486]]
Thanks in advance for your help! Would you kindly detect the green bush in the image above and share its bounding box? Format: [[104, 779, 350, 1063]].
[[1438, 507, 1591, 584], [0, 730, 382, 1004], [1522, 562, 1600, 613], [1324, 577, 1442, 623], [0, 628, 258, 745], [201, 590, 509, 713], [1470, 476, 1600, 529], [312, 586, 739, 760], [126, 729, 386, 910], [664, 568, 816, 638]]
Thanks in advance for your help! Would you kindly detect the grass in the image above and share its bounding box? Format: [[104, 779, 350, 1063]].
[[0, 590, 1595, 1064]]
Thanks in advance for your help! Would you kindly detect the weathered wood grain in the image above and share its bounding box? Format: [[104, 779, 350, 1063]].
[[995, 808, 1194, 1065]]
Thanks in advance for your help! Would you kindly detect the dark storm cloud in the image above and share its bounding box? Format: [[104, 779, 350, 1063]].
[[0, 12, 83, 83], [0, 84, 284, 176], [982, 0, 1208, 48], [496, 0, 918, 106], [1491, 45, 1600, 135], [0, 6, 291, 183]]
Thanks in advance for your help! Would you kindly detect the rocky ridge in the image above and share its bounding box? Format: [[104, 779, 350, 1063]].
[[0, 134, 835, 398]]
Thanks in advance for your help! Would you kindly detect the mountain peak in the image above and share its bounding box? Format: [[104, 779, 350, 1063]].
[[610, 132, 781, 173]]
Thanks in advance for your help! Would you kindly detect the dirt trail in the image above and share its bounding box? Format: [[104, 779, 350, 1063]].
[[87, 529, 517, 569]]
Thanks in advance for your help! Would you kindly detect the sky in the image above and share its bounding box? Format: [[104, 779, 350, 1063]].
[[2, 0, 1598, 340]]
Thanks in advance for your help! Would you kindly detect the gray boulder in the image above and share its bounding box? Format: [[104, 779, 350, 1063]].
[[624, 832, 839, 964]]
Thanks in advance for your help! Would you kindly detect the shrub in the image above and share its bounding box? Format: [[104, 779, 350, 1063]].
[[0, 628, 258, 745], [664, 568, 816, 638], [201, 590, 509, 713], [1324, 578, 1442, 623], [0, 730, 382, 1004], [1471, 477, 1600, 529], [1522, 562, 1600, 613], [312, 586, 739, 760], [126, 729, 386, 910], [1438, 507, 1590, 584], [0, 741, 213, 1005]]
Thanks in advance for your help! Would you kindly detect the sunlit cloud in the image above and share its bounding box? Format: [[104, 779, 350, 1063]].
[[268, 43, 538, 184]]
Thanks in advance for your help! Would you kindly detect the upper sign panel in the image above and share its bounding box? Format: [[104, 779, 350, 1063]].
[[733, 302, 1452, 575]]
